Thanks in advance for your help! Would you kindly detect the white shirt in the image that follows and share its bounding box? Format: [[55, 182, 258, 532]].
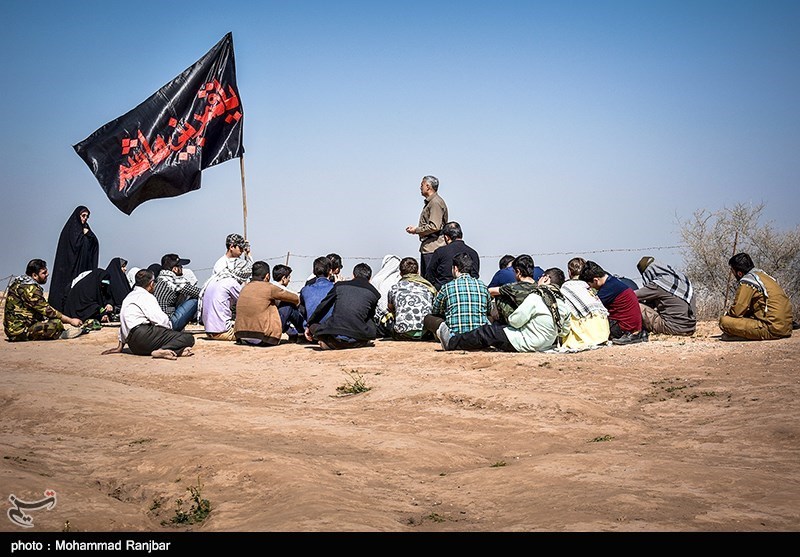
[[119, 286, 172, 343], [213, 254, 253, 275]]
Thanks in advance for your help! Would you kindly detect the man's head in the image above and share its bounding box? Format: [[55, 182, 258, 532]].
[[539, 267, 566, 287], [578, 260, 607, 288], [312, 256, 332, 279], [499, 255, 515, 270], [272, 264, 292, 285], [251, 261, 270, 282], [511, 254, 535, 279], [452, 252, 475, 277], [134, 269, 156, 292], [26, 259, 48, 284], [160, 253, 190, 275], [327, 253, 343, 275], [225, 233, 248, 258], [420, 175, 439, 198], [442, 221, 463, 243], [637, 256, 655, 275], [729, 252, 755, 278], [353, 263, 372, 280], [399, 257, 419, 276], [567, 257, 586, 280]]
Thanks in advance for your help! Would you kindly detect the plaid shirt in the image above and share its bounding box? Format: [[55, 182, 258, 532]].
[[431, 274, 490, 334], [153, 273, 201, 316]]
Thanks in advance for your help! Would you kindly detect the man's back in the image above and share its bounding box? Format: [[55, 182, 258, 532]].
[[597, 275, 642, 333], [309, 277, 381, 341], [731, 270, 793, 336], [426, 240, 481, 290], [300, 276, 334, 325], [431, 274, 490, 334]]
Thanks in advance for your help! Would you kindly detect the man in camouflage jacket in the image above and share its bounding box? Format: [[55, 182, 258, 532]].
[[4, 259, 83, 341]]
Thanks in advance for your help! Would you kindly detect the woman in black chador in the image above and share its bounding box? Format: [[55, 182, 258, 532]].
[[63, 268, 114, 323], [105, 257, 131, 315], [49, 206, 99, 312]]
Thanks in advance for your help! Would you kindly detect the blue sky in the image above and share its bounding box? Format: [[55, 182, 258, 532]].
[[1, 1, 798, 290]]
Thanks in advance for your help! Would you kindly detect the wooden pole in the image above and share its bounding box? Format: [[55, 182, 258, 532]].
[[723, 231, 739, 309], [285, 252, 290, 266], [240, 156, 248, 240]]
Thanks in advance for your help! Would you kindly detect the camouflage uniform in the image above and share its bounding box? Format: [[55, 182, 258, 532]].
[[3, 276, 65, 341]]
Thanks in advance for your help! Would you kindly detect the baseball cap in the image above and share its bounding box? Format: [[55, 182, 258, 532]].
[[161, 253, 191, 268]]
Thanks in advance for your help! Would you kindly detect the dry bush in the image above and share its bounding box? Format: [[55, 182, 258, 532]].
[[678, 203, 800, 320]]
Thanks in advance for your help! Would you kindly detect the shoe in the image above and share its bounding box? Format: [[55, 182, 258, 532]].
[[612, 330, 647, 346], [437, 322, 452, 351], [60, 325, 85, 340]]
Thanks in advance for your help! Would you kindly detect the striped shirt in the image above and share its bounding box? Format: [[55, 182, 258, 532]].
[[431, 274, 490, 334]]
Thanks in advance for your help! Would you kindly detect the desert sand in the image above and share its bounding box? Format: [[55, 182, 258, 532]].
[[1, 320, 798, 533]]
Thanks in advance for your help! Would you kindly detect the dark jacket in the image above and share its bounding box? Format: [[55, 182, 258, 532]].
[[307, 277, 380, 340], [425, 240, 481, 290]]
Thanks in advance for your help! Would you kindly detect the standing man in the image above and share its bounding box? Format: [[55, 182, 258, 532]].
[[406, 175, 448, 278], [4, 258, 84, 341], [719, 252, 793, 340]]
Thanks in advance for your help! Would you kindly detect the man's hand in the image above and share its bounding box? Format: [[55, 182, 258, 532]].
[[405, 226, 416, 235], [101, 341, 124, 355], [65, 316, 83, 327], [304, 327, 314, 342]]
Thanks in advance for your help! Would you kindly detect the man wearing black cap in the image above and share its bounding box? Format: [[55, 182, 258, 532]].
[[153, 253, 201, 331]]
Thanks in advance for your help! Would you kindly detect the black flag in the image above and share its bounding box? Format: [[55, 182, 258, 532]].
[[73, 32, 244, 215]]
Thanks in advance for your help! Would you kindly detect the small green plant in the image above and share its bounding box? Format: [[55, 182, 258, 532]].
[[165, 477, 211, 526], [589, 435, 614, 443], [336, 370, 370, 396], [426, 512, 445, 523], [490, 461, 507, 467]]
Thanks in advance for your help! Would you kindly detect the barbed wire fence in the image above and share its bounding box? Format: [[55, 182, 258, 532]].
[[0, 244, 685, 304]]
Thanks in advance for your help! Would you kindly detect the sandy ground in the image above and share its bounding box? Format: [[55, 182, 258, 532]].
[[1, 319, 798, 533]]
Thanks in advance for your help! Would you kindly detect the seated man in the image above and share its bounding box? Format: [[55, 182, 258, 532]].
[[635, 256, 697, 336], [579, 260, 646, 345], [234, 261, 302, 346], [443, 259, 571, 352], [213, 233, 253, 275], [153, 253, 200, 331], [386, 256, 437, 340], [102, 269, 195, 360], [201, 260, 251, 341], [424, 221, 481, 291], [559, 257, 610, 350], [4, 258, 84, 341], [272, 263, 305, 341], [299, 256, 335, 329], [422, 252, 491, 341], [487, 255, 516, 288], [719, 252, 793, 340], [305, 263, 380, 350]]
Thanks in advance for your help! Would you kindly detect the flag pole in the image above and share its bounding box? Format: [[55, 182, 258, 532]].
[[240, 155, 248, 240]]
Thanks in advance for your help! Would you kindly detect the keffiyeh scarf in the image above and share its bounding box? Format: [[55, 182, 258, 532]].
[[641, 261, 694, 304], [560, 280, 608, 320]]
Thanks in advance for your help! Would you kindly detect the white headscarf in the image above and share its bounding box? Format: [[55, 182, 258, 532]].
[[371, 254, 401, 314], [126, 267, 140, 288]]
